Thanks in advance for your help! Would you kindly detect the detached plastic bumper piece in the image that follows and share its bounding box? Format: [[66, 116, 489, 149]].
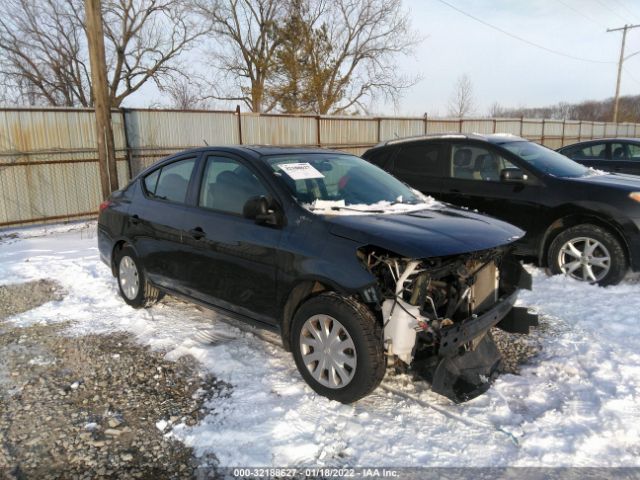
[[415, 289, 539, 403]]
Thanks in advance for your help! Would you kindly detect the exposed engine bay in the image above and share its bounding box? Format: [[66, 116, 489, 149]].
[[358, 246, 538, 402]]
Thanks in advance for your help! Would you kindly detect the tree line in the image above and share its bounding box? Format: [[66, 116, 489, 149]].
[[0, 0, 418, 114], [488, 95, 640, 123]]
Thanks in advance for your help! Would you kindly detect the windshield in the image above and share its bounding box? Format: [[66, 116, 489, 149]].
[[266, 153, 436, 214], [502, 141, 590, 178]]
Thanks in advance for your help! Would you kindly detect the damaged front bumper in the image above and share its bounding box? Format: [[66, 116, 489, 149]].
[[427, 291, 538, 403], [415, 261, 538, 403]]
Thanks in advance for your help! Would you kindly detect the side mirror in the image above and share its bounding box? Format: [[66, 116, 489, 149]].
[[243, 196, 281, 226], [500, 168, 528, 182]]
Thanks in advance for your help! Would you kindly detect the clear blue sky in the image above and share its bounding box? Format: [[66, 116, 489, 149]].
[[390, 0, 640, 116]]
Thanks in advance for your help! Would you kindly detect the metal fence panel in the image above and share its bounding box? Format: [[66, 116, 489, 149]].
[[241, 114, 317, 146], [320, 117, 378, 146], [379, 119, 425, 141], [461, 119, 494, 134], [427, 119, 461, 134], [1, 107, 640, 228]]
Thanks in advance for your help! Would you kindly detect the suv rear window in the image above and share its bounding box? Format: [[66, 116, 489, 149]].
[[395, 143, 443, 176]]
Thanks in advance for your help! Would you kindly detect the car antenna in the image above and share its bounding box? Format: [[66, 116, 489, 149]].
[[203, 139, 209, 146]]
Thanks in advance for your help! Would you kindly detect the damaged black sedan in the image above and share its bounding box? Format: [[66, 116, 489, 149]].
[[98, 147, 537, 403]]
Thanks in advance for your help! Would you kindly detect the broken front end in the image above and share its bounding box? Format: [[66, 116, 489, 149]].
[[359, 247, 538, 402]]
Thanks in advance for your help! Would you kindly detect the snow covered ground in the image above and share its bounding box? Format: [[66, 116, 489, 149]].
[[1, 222, 639, 467]]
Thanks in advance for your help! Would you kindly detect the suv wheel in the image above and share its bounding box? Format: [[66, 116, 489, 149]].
[[548, 224, 627, 286], [116, 246, 162, 308], [291, 292, 385, 403]]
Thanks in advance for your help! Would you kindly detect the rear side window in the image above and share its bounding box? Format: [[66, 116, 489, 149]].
[[564, 143, 606, 160], [364, 149, 392, 169], [394, 143, 444, 176], [611, 143, 627, 160], [628, 143, 640, 160], [143, 157, 196, 203]]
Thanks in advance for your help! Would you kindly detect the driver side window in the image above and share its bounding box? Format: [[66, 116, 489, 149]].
[[450, 144, 516, 181], [199, 156, 268, 215]]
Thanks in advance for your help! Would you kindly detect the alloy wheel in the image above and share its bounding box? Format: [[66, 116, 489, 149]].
[[557, 236, 611, 283]]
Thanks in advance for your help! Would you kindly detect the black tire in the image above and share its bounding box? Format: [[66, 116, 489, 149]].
[[115, 246, 162, 308], [547, 223, 627, 286], [291, 292, 386, 403]]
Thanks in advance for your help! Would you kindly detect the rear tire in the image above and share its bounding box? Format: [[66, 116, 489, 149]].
[[291, 292, 385, 403], [548, 224, 627, 286], [115, 246, 161, 308]]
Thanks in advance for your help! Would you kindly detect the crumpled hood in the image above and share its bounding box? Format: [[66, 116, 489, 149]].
[[326, 205, 524, 259]]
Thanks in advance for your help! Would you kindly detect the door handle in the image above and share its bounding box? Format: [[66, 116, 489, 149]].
[[130, 214, 140, 225], [188, 227, 206, 240]]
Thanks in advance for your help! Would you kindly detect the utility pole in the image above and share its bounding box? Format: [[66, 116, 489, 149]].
[[85, 0, 118, 199], [607, 24, 640, 123]]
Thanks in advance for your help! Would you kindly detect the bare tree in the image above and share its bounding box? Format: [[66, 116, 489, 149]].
[[0, 0, 91, 106], [0, 0, 208, 107], [193, 0, 285, 112], [447, 74, 475, 118], [270, 0, 418, 114], [160, 77, 212, 109], [488, 101, 504, 118]]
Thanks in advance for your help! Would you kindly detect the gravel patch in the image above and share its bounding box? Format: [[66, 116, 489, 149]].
[[0, 279, 65, 321], [0, 281, 228, 479], [491, 320, 545, 375]]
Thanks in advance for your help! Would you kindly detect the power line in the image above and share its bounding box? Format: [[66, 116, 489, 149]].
[[435, 0, 615, 64], [594, 0, 629, 23], [609, 0, 640, 22], [623, 67, 640, 86], [607, 24, 640, 122], [557, 0, 608, 29]]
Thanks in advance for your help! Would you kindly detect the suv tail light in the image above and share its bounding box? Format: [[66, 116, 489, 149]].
[[99, 200, 113, 213]]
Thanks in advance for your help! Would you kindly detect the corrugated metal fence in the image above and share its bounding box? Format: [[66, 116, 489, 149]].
[[1, 107, 639, 228]]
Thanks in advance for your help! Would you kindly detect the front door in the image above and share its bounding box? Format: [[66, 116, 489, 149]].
[[436, 142, 546, 253], [181, 154, 282, 324]]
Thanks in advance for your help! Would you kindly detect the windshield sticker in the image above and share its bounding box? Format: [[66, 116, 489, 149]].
[[278, 163, 325, 180]]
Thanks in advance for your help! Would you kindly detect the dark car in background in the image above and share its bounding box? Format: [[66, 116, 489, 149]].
[[363, 134, 640, 286], [98, 146, 536, 403], [557, 138, 640, 176]]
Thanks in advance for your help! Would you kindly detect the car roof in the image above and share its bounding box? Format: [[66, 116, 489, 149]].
[[559, 138, 640, 148], [369, 133, 527, 150], [134, 145, 352, 179], [168, 145, 349, 158]]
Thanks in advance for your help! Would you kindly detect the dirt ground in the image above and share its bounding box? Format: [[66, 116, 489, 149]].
[[0, 280, 226, 479]]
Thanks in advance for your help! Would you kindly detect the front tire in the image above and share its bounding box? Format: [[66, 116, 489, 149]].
[[548, 224, 627, 286], [291, 292, 385, 403], [115, 246, 161, 308]]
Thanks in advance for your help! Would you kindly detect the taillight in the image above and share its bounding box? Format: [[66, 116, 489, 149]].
[[99, 200, 113, 213]]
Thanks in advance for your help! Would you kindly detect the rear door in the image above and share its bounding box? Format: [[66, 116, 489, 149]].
[[180, 153, 282, 324], [608, 142, 640, 175], [128, 155, 200, 293], [562, 141, 610, 171]]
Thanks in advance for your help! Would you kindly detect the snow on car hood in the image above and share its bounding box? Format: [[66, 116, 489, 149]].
[[303, 198, 441, 215], [326, 205, 525, 259]]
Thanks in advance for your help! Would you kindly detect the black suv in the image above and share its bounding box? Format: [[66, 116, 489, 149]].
[[98, 146, 536, 403], [363, 134, 640, 286]]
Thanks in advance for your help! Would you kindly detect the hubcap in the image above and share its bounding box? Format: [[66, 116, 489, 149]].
[[558, 237, 611, 283], [299, 315, 357, 389], [118, 255, 140, 300]]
